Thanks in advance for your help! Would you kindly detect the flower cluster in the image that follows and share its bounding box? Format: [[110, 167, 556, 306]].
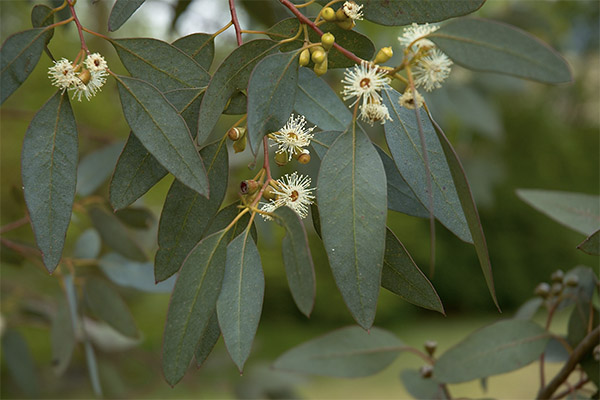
[[342, 1, 363, 21], [260, 172, 315, 220], [48, 53, 108, 101], [270, 114, 315, 161], [341, 61, 392, 125]]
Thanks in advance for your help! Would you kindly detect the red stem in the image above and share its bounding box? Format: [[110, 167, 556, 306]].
[[228, 0, 243, 46], [68, 1, 89, 54]]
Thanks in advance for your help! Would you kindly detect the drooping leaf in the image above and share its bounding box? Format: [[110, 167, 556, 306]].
[[1, 330, 40, 397], [115, 206, 155, 229], [88, 205, 147, 262], [22, 92, 78, 273], [108, 0, 145, 31], [116, 75, 209, 196], [217, 228, 265, 372], [73, 228, 101, 260], [382, 228, 444, 313], [294, 68, 351, 131], [84, 277, 139, 338], [577, 230, 600, 255], [197, 39, 280, 145], [155, 140, 228, 282], [163, 230, 228, 386], [513, 297, 543, 320], [317, 126, 387, 329], [516, 189, 600, 236], [83, 340, 103, 397], [382, 88, 471, 243], [31, 4, 54, 44], [172, 32, 215, 71], [195, 312, 221, 368], [568, 305, 599, 386], [77, 141, 124, 197], [247, 51, 299, 154], [309, 130, 344, 160], [543, 337, 570, 363], [112, 38, 210, 93], [223, 91, 247, 115], [1, 28, 50, 104], [428, 113, 499, 310], [361, 0, 485, 26], [434, 319, 550, 383], [99, 253, 175, 293], [51, 300, 76, 376], [273, 326, 403, 377], [204, 202, 258, 243], [274, 207, 316, 317], [401, 369, 448, 400], [429, 18, 572, 84]]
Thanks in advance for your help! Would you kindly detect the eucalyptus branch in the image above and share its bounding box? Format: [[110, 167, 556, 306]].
[[68, 0, 88, 53], [228, 0, 243, 46], [0, 216, 30, 234]]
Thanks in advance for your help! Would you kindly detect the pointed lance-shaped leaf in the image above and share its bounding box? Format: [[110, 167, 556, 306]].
[[51, 300, 76, 376], [77, 141, 124, 197], [116, 75, 209, 197], [317, 124, 387, 330], [22, 92, 78, 273], [577, 229, 600, 256], [194, 312, 221, 368], [361, 0, 485, 26], [108, 0, 145, 31], [172, 33, 215, 71], [2, 329, 40, 397], [217, 228, 265, 372]]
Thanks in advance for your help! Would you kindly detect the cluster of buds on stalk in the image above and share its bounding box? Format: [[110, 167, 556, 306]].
[[298, 32, 335, 76], [227, 126, 247, 153], [321, 1, 364, 30]]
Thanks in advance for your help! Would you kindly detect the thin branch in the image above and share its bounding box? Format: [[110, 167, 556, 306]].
[[228, 0, 243, 46], [551, 376, 590, 400], [68, 0, 88, 53], [0, 217, 30, 234]]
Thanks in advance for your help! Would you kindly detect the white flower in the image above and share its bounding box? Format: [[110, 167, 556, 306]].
[[343, 1, 363, 21], [270, 114, 315, 160], [259, 201, 278, 221], [412, 49, 453, 91], [360, 102, 392, 125], [398, 89, 424, 109], [85, 53, 108, 73], [341, 61, 390, 108], [262, 172, 315, 219], [70, 69, 107, 101], [48, 58, 78, 92], [398, 23, 439, 52]]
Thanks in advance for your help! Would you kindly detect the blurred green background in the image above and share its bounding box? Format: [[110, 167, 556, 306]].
[[1, 0, 598, 398]]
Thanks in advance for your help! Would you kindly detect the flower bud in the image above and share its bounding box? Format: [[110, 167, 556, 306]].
[[295, 149, 311, 164], [263, 184, 278, 201], [564, 275, 579, 287], [299, 48, 310, 67], [78, 68, 91, 85], [240, 180, 259, 195], [314, 58, 328, 76], [336, 18, 355, 30], [274, 150, 289, 166], [551, 269, 564, 283], [321, 7, 336, 21], [419, 365, 433, 378], [335, 7, 348, 21], [311, 50, 326, 64], [534, 282, 551, 298], [424, 340, 437, 356], [551, 282, 563, 296], [373, 46, 393, 64], [228, 126, 246, 141], [321, 33, 335, 51], [233, 134, 246, 153]]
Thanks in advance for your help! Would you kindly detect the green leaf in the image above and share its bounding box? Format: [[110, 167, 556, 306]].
[[1, 330, 40, 397], [77, 141, 124, 197], [31, 4, 54, 43], [428, 113, 499, 310], [1, 28, 50, 104], [22, 92, 78, 273], [577, 230, 600, 255], [73, 228, 101, 259], [268, 18, 375, 69], [195, 312, 221, 368], [83, 340, 103, 397], [401, 369, 448, 400], [361, 0, 484, 26], [84, 277, 139, 338], [513, 297, 543, 320], [434, 319, 550, 383], [162, 230, 228, 386], [317, 125, 387, 329], [99, 253, 175, 293], [430, 18, 572, 84], [51, 300, 76, 376], [273, 326, 403, 377], [382, 88, 471, 243], [382, 228, 444, 313], [516, 189, 600, 236], [217, 228, 264, 372], [108, 0, 145, 31], [155, 140, 228, 282], [116, 75, 209, 196], [115, 206, 155, 229], [112, 38, 210, 92], [294, 68, 351, 131], [559, 266, 598, 310], [274, 207, 316, 317], [88, 205, 147, 262], [197, 39, 280, 145], [247, 51, 299, 154], [172, 33, 215, 71], [204, 202, 258, 243], [224, 91, 247, 115]]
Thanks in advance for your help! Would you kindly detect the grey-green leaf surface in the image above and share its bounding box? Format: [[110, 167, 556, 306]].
[[560, 266, 598, 310], [112, 38, 209, 92], [99, 253, 175, 293], [116, 75, 208, 196], [317, 126, 387, 329], [217, 228, 264, 372], [1, 28, 50, 104], [163, 230, 228, 386], [172, 32, 215, 71], [155, 140, 228, 282], [108, 0, 145, 31], [115, 206, 155, 229], [577, 229, 600, 255], [77, 141, 124, 197], [516, 189, 600, 236], [294, 68, 351, 131], [434, 319, 550, 383], [247, 51, 299, 154], [401, 369, 448, 400], [382, 228, 444, 313], [83, 340, 102, 397], [73, 228, 101, 260], [204, 202, 258, 244], [88, 205, 147, 262], [195, 312, 221, 368], [273, 326, 403, 377], [430, 18, 572, 84], [382, 88, 471, 243], [22, 92, 78, 273], [51, 300, 76, 376], [361, 0, 485, 26], [1, 330, 40, 397], [31, 4, 54, 43], [84, 278, 139, 338], [274, 207, 316, 317], [513, 297, 543, 320], [197, 39, 280, 145], [428, 114, 499, 310]]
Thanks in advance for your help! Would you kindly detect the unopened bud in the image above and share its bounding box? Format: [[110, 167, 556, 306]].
[[321, 7, 336, 21], [551, 269, 564, 283], [424, 340, 437, 356], [314, 58, 328, 76], [373, 47, 393, 64], [335, 7, 348, 21], [78, 68, 91, 85], [419, 365, 433, 378], [299, 49, 310, 66], [274, 150, 289, 166], [321, 33, 335, 51], [534, 282, 551, 298], [263, 184, 278, 201], [296, 149, 311, 164], [551, 282, 563, 296], [240, 180, 259, 195], [233, 134, 246, 153], [311, 50, 326, 64], [228, 126, 246, 141], [336, 19, 355, 30], [564, 275, 579, 287]]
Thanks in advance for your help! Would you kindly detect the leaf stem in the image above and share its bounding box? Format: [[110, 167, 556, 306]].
[[228, 0, 243, 46], [294, 0, 318, 8], [211, 20, 233, 40]]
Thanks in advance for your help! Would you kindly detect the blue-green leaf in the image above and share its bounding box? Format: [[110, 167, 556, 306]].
[[172, 33, 215, 71], [99, 253, 175, 293], [194, 312, 221, 368], [401, 369, 448, 400], [51, 300, 75, 376], [361, 0, 485, 26], [73, 228, 101, 259], [577, 230, 600, 256], [108, 0, 145, 31], [77, 141, 124, 197], [2, 330, 40, 397]]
